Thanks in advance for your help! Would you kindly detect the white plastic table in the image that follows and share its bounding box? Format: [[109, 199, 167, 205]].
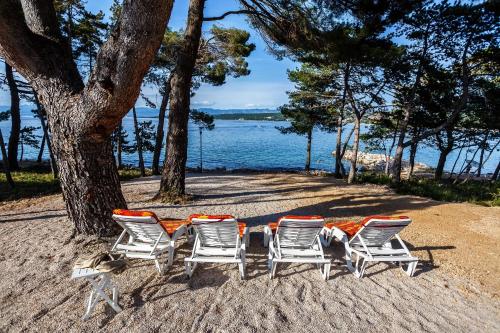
[[71, 268, 122, 320]]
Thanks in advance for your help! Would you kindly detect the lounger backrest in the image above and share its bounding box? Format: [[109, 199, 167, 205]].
[[351, 216, 411, 247], [112, 210, 170, 243], [191, 216, 240, 248], [276, 215, 325, 248]]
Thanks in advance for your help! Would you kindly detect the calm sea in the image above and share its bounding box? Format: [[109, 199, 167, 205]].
[[0, 107, 498, 174]]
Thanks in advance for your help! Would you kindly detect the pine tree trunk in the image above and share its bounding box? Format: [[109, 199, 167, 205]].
[[435, 150, 449, 180], [391, 106, 410, 183], [158, 0, 205, 201], [408, 142, 417, 179], [199, 127, 203, 172], [37, 134, 45, 163], [152, 76, 172, 175], [491, 161, 500, 181], [0, 0, 174, 236], [5, 63, 20, 170], [305, 128, 312, 173], [51, 130, 126, 236], [116, 121, 123, 169], [132, 106, 145, 177], [0, 128, 15, 189], [347, 117, 360, 184], [334, 64, 350, 178], [34, 96, 58, 178], [476, 133, 488, 177]]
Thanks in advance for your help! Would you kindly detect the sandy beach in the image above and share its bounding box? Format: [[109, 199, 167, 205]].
[[0, 172, 498, 332]]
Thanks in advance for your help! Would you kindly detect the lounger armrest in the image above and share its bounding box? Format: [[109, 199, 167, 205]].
[[172, 224, 188, 242], [331, 227, 349, 245]]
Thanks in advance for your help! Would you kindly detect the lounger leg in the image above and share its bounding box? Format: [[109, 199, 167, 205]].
[[345, 249, 355, 273], [404, 260, 418, 277], [185, 261, 193, 278], [263, 232, 269, 247], [269, 261, 278, 279], [154, 258, 163, 274], [321, 263, 331, 280], [358, 259, 368, 278], [238, 261, 246, 280], [167, 243, 175, 267]]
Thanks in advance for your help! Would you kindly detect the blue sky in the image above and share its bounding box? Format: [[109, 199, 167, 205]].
[[0, 0, 297, 109]]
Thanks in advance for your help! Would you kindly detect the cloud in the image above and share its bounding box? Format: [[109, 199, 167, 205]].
[[192, 100, 216, 107]]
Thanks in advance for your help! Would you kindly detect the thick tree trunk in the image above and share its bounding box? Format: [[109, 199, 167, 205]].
[[158, 0, 205, 201], [152, 76, 172, 175], [0, 128, 15, 189], [5, 63, 20, 170], [37, 134, 45, 163], [51, 130, 126, 236], [347, 117, 360, 184], [132, 106, 145, 177], [305, 128, 312, 173], [0, 0, 173, 236]]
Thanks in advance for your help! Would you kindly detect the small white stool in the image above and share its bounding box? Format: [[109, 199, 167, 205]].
[[71, 268, 122, 320]]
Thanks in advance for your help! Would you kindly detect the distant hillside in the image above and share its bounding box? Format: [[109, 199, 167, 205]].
[[213, 112, 284, 121]]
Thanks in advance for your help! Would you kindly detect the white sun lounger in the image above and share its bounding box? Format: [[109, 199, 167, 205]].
[[264, 216, 331, 280], [111, 209, 191, 274], [185, 215, 249, 279], [325, 216, 418, 278]]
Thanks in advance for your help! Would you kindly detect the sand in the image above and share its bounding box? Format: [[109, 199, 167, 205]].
[[0, 172, 498, 332]]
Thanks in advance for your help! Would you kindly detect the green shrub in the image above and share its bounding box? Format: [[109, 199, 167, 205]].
[[358, 172, 500, 206], [0, 167, 146, 202]]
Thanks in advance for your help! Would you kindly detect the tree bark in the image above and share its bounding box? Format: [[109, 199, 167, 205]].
[[347, 117, 360, 184], [5, 63, 20, 170], [132, 106, 145, 176], [0, 128, 15, 188], [408, 137, 418, 179], [305, 128, 312, 173], [158, 0, 205, 201], [0, 0, 174, 236], [152, 75, 172, 175]]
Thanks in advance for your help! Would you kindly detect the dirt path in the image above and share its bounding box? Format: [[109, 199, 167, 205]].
[[0, 173, 498, 332]]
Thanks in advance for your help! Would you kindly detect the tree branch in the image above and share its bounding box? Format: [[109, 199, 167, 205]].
[[203, 9, 256, 21]]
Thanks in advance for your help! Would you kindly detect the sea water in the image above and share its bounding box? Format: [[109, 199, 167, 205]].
[[0, 107, 497, 174]]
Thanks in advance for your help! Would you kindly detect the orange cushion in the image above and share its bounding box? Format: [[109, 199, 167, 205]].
[[280, 215, 323, 221], [113, 209, 159, 220], [159, 219, 191, 236], [325, 220, 361, 239], [188, 214, 235, 222], [238, 222, 246, 238], [268, 222, 278, 232]]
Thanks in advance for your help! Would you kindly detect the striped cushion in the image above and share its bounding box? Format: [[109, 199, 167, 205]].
[[112, 209, 159, 221], [325, 221, 360, 238], [159, 219, 191, 236], [188, 214, 235, 223]]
